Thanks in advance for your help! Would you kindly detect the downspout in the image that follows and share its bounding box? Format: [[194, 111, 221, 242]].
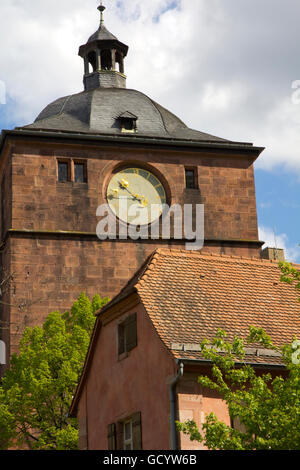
[[170, 361, 184, 450]]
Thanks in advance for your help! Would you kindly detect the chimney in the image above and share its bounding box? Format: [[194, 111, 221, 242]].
[[261, 247, 285, 262]]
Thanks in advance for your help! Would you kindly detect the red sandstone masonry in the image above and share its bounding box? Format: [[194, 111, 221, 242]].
[[0, 137, 261, 364], [9, 142, 259, 240]]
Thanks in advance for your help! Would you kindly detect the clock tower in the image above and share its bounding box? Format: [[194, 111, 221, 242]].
[[0, 3, 264, 370]]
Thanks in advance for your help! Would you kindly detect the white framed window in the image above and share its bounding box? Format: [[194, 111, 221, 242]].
[[108, 412, 142, 450], [123, 419, 133, 450]]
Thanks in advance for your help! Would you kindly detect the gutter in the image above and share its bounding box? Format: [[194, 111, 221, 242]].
[[0, 128, 265, 156], [178, 357, 286, 370], [169, 361, 184, 451]]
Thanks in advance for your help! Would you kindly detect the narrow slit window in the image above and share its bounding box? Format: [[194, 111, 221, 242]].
[[185, 168, 197, 189], [58, 162, 69, 182], [74, 162, 86, 183]]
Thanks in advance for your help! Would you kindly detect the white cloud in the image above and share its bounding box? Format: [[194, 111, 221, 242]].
[[259, 225, 300, 263], [0, 80, 6, 105], [1, 0, 300, 176], [201, 82, 248, 111]]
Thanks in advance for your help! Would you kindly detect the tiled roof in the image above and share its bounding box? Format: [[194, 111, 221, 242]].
[[70, 249, 300, 415], [120, 249, 300, 365]]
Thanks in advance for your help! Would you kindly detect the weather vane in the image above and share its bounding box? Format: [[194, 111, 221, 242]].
[[98, 1, 106, 25]]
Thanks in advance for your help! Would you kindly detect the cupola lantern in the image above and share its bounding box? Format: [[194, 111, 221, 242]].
[[78, 2, 129, 90]]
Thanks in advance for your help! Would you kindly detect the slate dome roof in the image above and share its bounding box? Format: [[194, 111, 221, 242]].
[[24, 87, 229, 143], [87, 23, 118, 43]]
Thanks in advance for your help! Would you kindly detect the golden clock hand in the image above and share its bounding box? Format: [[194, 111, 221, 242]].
[[109, 196, 132, 200], [109, 192, 142, 202], [119, 179, 129, 189], [119, 181, 144, 202], [134, 194, 150, 208], [118, 180, 149, 206]]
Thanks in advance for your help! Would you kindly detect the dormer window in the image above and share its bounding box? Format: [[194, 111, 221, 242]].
[[118, 111, 137, 133], [122, 119, 135, 132]]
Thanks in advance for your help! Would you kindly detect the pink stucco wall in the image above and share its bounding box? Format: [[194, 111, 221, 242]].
[[77, 300, 177, 450], [76, 304, 280, 450], [177, 371, 231, 450]]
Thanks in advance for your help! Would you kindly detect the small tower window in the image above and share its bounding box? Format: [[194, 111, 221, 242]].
[[74, 162, 87, 183], [185, 168, 198, 189], [57, 160, 87, 183], [58, 161, 70, 182]]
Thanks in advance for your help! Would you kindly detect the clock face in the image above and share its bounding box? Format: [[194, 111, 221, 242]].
[[107, 168, 166, 225]]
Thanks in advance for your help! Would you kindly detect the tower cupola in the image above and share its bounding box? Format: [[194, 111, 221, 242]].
[[78, 2, 129, 91]]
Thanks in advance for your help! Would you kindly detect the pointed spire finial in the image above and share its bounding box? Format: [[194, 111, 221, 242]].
[[98, 1, 106, 25]]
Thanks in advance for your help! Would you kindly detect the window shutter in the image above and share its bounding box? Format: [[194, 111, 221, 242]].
[[107, 423, 117, 450], [125, 313, 137, 352], [117, 422, 124, 450], [232, 416, 247, 433], [132, 412, 142, 450], [118, 323, 125, 355], [78, 415, 88, 450]]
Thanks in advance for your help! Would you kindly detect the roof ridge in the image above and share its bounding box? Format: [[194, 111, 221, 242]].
[[154, 248, 300, 267]]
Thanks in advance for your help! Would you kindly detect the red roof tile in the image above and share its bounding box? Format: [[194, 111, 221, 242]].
[[131, 249, 300, 364]]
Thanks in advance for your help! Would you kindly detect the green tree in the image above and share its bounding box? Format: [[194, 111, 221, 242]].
[[0, 292, 109, 450], [279, 261, 300, 298], [177, 262, 300, 450], [177, 327, 300, 450]]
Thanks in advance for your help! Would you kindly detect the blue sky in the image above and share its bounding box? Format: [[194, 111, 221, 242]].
[[256, 167, 300, 261], [0, 0, 299, 262]]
